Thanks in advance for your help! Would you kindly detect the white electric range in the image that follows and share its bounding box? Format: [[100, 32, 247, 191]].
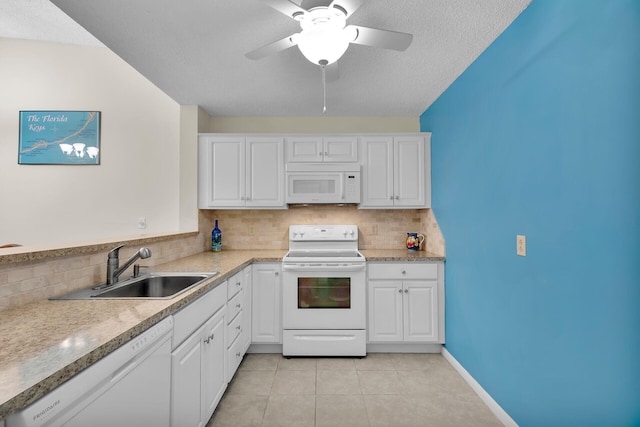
[[282, 225, 366, 356]]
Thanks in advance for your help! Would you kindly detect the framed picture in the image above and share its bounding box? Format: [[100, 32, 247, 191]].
[[18, 111, 101, 165]]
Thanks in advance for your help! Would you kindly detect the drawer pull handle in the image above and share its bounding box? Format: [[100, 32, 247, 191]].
[[204, 333, 215, 344]]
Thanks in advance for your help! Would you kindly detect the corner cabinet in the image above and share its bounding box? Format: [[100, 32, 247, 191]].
[[198, 135, 285, 209], [360, 134, 431, 208], [367, 262, 444, 344]]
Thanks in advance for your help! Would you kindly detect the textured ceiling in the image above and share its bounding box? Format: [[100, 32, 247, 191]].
[[4, 0, 531, 117]]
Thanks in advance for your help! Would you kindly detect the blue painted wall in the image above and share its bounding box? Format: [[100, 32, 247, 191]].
[[420, 1, 640, 425]]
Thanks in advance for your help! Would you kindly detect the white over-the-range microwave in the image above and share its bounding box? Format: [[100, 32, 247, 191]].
[[285, 163, 361, 204]]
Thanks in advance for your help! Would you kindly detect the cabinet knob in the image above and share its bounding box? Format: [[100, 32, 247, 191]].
[[395, 196, 400, 200], [236, 352, 242, 357], [275, 272, 279, 276], [236, 325, 241, 330], [236, 303, 241, 308], [401, 270, 406, 275], [236, 281, 241, 286], [404, 289, 409, 293], [389, 196, 394, 200], [398, 289, 403, 293]]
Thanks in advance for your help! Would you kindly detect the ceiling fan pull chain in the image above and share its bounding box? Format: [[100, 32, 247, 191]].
[[320, 60, 328, 114]]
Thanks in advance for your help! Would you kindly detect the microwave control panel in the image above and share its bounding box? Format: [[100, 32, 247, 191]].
[[344, 172, 360, 202]]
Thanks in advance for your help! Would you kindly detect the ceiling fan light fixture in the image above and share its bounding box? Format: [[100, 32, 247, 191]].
[[296, 26, 350, 65], [293, 6, 351, 65]]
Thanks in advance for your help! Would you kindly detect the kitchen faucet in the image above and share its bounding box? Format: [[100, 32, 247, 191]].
[[105, 245, 152, 286]]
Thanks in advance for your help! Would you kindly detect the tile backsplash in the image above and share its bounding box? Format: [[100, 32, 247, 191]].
[[1, 208, 445, 311], [202, 206, 445, 255]]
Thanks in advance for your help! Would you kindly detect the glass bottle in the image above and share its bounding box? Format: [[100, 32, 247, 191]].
[[211, 219, 222, 252]]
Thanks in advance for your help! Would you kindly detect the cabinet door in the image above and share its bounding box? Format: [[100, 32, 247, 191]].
[[368, 280, 403, 342], [246, 137, 285, 207], [202, 309, 226, 422], [394, 136, 427, 207], [360, 136, 394, 207], [251, 263, 281, 343], [324, 136, 358, 162], [198, 136, 245, 208], [286, 136, 323, 162], [171, 324, 205, 427], [403, 280, 438, 342]]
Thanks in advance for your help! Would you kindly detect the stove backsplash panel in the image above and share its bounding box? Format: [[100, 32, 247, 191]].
[[202, 207, 445, 255]]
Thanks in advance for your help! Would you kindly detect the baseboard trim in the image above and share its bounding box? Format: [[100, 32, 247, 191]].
[[441, 348, 518, 427], [367, 343, 442, 353]]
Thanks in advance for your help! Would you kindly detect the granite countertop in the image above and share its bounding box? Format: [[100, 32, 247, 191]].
[[361, 249, 445, 262], [0, 249, 444, 419]]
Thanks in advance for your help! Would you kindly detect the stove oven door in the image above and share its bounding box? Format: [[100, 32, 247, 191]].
[[282, 263, 366, 329]]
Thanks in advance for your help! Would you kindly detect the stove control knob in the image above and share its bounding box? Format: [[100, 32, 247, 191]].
[[349, 230, 356, 237]]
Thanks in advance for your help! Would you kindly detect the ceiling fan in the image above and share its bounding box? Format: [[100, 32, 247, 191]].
[[245, 0, 413, 111]]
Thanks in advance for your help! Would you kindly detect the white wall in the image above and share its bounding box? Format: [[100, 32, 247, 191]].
[[0, 38, 183, 247]]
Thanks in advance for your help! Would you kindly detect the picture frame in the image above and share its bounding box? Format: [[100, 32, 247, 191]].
[[18, 111, 101, 165]]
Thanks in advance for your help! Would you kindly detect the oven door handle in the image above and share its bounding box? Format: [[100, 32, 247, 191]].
[[282, 263, 365, 272]]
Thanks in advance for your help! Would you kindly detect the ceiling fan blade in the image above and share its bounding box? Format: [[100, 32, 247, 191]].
[[347, 25, 413, 51], [325, 62, 340, 82], [329, 0, 365, 18], [261, 0, 307, 19], [245, 34, 298, 60]]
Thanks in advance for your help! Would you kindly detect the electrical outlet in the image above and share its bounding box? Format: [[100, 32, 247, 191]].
[[516, 235, 526, 256], [137, 217, 147, 229]]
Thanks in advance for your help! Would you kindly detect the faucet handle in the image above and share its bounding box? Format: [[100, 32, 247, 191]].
[[108, 244, 125, 259]]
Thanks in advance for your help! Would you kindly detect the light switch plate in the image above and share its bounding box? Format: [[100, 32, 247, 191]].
[[516, 235, 526, 256], [137, 217, 147, 229]]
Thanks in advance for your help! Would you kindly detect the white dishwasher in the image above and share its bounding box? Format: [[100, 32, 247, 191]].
[[7, 317, 173, 427]]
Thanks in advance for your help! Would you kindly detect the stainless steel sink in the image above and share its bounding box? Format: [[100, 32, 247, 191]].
[[50, 272, 217, 300]]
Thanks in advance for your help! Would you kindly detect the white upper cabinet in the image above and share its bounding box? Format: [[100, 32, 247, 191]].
[[245, 137, 285, 208], [198, 135, 285, 209], [360, 134, 431, 209], [286, 136, 358, 163]]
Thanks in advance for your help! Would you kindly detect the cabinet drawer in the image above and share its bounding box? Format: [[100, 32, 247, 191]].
[[226, 333, 244, 382], [227, 271, 243, 300], [227, 290, 243, 321], [368, 262, 438, 280], [226, 311, 242, 348], [173, 282, 226, 350]]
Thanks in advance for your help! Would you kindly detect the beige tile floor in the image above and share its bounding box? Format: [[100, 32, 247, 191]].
[[207, 353, 504, 427]]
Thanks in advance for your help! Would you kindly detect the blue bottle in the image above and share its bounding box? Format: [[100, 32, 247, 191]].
[[211, 219, 222, 252]]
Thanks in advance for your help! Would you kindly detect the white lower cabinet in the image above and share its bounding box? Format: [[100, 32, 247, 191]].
[[251, 263, 282, 343], [367, 262, 444, 343], [171, 284, 227, 427]]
